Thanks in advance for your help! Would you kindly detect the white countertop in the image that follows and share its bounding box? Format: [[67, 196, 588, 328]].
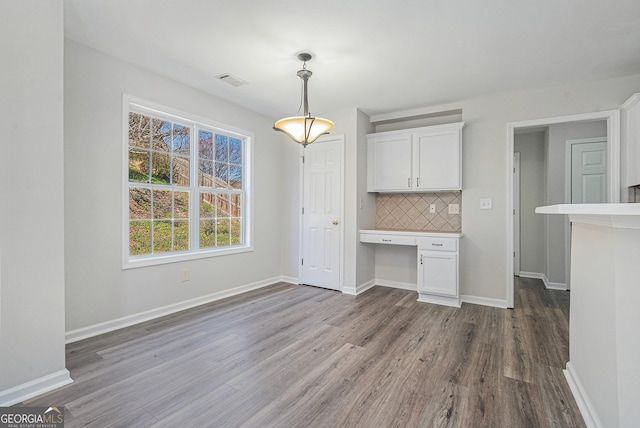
[[535, 204, 640, 229], [535, 203, 640, 215], [360, 229, 463, 238]]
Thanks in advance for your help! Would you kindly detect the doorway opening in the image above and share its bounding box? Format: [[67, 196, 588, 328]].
[[506, 110, 620, 308]]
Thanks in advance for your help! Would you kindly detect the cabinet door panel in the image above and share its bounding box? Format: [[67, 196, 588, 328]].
[[418, 251, 457, 297], [416, 131, 460, 190], [370, 135, 412, 191]]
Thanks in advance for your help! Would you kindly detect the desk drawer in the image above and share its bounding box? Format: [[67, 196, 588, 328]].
[[418, 237, 457, 251], [360, 233, 416, 246]]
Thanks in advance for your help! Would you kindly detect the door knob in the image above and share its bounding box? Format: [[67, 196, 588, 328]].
[[332, 220, 339, 225]]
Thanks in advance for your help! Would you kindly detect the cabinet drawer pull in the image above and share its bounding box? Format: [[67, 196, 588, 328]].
[[407, 177, 411, 187], [432, 243, 443, 247], [382, 239, 392, 242], [417, 177, 420, 187]]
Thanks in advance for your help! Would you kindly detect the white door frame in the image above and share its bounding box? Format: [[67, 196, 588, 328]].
[[506, 110, 620, 308], [298, 134, 345, 290], [513, 152, 521, 276]]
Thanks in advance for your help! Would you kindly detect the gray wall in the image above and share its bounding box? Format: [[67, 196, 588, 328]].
[[515, 131, 547, 275], [546, 121, 607, 286], [0, 0, 68, 398], [64, 40, 293, 332]]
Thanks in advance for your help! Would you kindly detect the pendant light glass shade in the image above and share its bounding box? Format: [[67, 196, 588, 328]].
[[273, 53, 333, 147], [273, 115, 334, 147]]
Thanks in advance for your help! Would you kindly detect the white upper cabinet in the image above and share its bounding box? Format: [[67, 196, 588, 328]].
[[367, 122, 464, 192], [368, 133, 413, 191]]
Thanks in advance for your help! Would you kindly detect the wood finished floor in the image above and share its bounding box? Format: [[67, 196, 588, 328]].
[[22, 277, 585, 427]]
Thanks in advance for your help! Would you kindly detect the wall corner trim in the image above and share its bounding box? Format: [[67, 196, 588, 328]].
[[0, 369, 73, 407], [564, 362, 603, 428]]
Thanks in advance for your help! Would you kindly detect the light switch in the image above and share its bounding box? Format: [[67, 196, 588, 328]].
[[448, 204, 459, 214], [480, 198, 493, 210]]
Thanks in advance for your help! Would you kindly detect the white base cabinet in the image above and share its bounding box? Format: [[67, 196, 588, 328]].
[[417, 237, 460, 307], [359, 230, 461, 308]]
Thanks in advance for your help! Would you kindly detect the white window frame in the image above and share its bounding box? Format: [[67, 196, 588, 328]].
[[122, 94, 253, 269]]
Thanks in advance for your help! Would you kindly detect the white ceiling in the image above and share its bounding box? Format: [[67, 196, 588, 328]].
[[64, 0, 640, 120]]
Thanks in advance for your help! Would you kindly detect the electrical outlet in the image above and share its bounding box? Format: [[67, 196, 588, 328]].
[[480, 198, 493, 210], [448, 204, 459, 214], [429, 204, 436, 214], [181, 268, 190, 282]]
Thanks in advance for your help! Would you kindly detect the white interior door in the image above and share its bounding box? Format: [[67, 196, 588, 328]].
[[570, 141, 607, 203], [301, 137, 343, 290]]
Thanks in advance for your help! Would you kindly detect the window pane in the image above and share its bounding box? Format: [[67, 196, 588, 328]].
[[129, 113, 150, 149], [173, 220, 189, 251], [216, 194, 230, 217], [231, 219, 241, 245], [215, 134, 229, 162], [216, 218, 230, 246], [129, 148, 150, 183], [199, 131, 213, 160], [229, 138, 242, 165], [130, 187, 151, 219], [130, 221, 151, 255], [153, 189, 172, 219], [215, 162, 228, 189], [200, 220, 215, 248], [199, 192, 216, 218], [230, 194, 241, 218], [172, 156, 190, 187], [153, 220, 172, 253], [152, 152, 171, 184], [174, 191, 189, 219], [152, 119, 171, 152], [229, 165, 242, 190], [172, 124, 190, 155]]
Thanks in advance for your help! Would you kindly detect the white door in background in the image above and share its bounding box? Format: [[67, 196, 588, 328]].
[[301, 136, 343, 290], [570, 140, 608, 203]]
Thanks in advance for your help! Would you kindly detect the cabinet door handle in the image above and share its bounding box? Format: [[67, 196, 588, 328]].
[[408, 177, 411, 188], [420, 255, 423, 264], [416, 177, 420, 187]]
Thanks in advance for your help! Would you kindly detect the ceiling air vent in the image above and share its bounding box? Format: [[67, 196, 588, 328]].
[[215, 73, 248, 87]]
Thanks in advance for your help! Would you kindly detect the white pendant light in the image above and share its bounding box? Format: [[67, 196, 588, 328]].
[[273, 53, 334, 147]]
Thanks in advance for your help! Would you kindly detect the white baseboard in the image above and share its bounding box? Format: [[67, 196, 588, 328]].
[[519, 272, 567, 291], [376, 279, 416, 291], [0, 369, 73, 407], [342, 279, 376, 296], [460, 295, 508, 309], [564, 362, 603, 428], [519, 271, 545, 280], [65, 276, 286, 343], [279, 276, 299, 285]]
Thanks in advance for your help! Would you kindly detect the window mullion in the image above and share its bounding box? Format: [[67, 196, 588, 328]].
[[190, 124, 200, 250]]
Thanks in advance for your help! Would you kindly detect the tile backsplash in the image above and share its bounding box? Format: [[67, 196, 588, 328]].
[[628, 185, 640, 203], [376, 192, 462, 232]]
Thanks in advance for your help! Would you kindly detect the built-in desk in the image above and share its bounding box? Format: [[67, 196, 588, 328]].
[[360, 230, 463, 307], [535, 204, 640, 428]]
